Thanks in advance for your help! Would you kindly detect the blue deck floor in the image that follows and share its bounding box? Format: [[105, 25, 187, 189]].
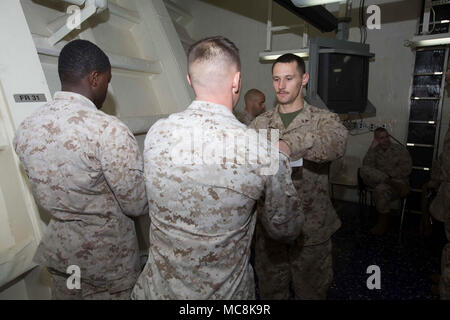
[[328, 200, 445, 300]]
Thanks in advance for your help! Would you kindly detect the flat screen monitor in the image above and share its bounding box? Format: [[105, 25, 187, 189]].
[[317, 52, 369, 113]]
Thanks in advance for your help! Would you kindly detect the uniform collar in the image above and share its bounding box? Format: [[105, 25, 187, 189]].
[[269, 101, 312, 132], [53, 91, 97, 111], [188, 100, 235, 118], [238, 109, 254, 122]]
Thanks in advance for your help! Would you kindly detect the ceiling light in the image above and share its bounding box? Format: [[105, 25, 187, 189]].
[[406, 32, 450, 47], [259, 48, 309, 61], [290, 0, 344, 7]]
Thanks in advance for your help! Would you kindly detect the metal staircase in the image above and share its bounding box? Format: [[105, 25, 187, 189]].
[[405, 46, 448, 212]]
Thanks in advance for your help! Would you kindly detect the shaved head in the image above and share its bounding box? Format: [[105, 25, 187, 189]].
[[244, 89, 264, 104], [244, 88, 266, 118], [187, 36, 240, 90]]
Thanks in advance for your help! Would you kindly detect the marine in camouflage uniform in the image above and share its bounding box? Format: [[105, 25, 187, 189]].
[[360, 128, 412, 235], [14, 91, 148, 299], [233, 89, 266, 126], [13, 40, 148, 299], [132, 36, 304, 300], [429, 157, 445, 221], [435, 124, 450, 299], [435, 62, 450, 300], [132, 101, 303, 300], [250, 101, 348, 299]]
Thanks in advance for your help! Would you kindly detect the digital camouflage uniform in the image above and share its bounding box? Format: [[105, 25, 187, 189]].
[[429, 157, 444, 222], [360, 143, 412, 214], [233, 109, 254, 126], [13, 91, 148, 300], [250, 102, 348, 299], [436, 124, 450, 300], [47, 269, 133, 300], [131, 100, 304, 300]]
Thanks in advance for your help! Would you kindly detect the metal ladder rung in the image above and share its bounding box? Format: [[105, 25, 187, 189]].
[[404, 46, 448, 217], [413, 72, 444, 76], [406, 143, 434, 147]]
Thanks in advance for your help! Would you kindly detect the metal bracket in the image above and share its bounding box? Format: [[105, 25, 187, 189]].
[[422, 0, 432, 35], [265, 0, 309, 51]]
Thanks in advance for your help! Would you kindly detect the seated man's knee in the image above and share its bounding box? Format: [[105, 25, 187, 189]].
[[440, 244, 450, 299]]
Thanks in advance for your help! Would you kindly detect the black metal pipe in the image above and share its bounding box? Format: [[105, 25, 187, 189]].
[[274, 0, 338, 33]]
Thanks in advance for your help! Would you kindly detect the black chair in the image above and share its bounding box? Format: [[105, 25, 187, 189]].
[[397, 195, 409, 243], [357, 168, 373, 214]]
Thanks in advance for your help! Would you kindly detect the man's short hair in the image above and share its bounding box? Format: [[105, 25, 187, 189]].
[[374, 127, 388, 135], [244, 89, 263, 103], [58, 39, 111, 85], [272, 53, 306, 75], [187, 36, 241, 71]]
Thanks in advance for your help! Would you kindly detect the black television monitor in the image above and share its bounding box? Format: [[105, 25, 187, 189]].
[[317, 52, 369, 113], [307, 38, 375, 115]]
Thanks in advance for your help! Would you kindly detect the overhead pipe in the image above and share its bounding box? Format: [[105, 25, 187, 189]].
[[274, 0, 338, 32]]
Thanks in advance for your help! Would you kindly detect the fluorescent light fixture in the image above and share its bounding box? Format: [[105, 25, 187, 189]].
[[441, 20, 450, 23], [407, 32, 450, 47], [290, 0, 343, 7], [259, 48, 309, 61]]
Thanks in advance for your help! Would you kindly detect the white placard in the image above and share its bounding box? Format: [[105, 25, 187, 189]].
[[290, 158, 303, 167]]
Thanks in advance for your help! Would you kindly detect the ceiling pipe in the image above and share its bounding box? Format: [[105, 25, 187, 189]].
[[274, 0, 338, 32]]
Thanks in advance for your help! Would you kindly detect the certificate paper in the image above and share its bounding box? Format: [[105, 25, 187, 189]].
[[290, 158, 303, 167]]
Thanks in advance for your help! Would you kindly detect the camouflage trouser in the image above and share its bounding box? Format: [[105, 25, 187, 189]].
[[360, 167, 408, 214], [372, 183, 407, 214], [254, 223, 332, 300], [48, 268, 132, 300], [360, 166, 388, 187], [439, 183, 450, 300], [440, 243, 450, 300]]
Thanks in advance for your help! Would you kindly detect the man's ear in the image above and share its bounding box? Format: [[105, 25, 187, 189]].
[[232, 71, 241, 94], [187, 74, 192, 88], [88, 71, 100, 88], [301, 72, 310, 86]]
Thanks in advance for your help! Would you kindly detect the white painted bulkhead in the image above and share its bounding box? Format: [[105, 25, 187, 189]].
[[0, 0, 192, 299], [1, 0, 450, 299]]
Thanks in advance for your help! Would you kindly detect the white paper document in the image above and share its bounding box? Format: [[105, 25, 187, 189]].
[[290, 158, 303, 167]]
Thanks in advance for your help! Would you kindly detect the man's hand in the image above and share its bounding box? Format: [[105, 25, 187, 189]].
[[278, 140, 291, 157]]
